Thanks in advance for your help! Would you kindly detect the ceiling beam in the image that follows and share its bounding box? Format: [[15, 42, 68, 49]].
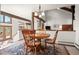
[[71, 5, 75, 20], [34, 16, 45, 22], [60, 7, 72, 12]]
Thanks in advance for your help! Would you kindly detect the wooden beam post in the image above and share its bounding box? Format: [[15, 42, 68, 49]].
[[32, 12, 34, 30], [71, 5, 75, 31]]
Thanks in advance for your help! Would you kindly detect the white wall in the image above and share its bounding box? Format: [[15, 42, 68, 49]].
[[1, 4, 33, 20], [34, 18, 39, 30], [0, 4, 32, 45], [74, 5, 79, 49], [1, 4, 72, 21], [36, 30, 75, 45], [12, 18, 20, 42], [12, 18, 29, 41], [57, 31, 75, 45], [45, 9, 72, 30]]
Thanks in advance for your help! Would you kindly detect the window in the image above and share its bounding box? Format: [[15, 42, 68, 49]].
[[0, 15, 4, 23], [0, 15, 12, 23], [0, 26, 4, 41], [0, 15, 12, 41], [5, 16, 11, 23], [0, 26, 12, 41], [5, 26, 12, 39], [26, 24, 31, 29]]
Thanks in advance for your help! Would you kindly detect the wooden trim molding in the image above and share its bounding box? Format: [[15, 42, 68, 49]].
[[58, 41, 74, 45], [58, 43, 75, 47], [75, 43, 79, 47], [74, 43, 79, 50], [26, 23, 31, 25], [32, 12, 34, 30], [32, 12, 45, 22], [71, 5, 75, 31], [36, 30, 76, 32], [32, 12, 45, 30], [0, 26, 12, 42], [60, 7, 72, 12], [1, 11, 31, 22], [34, 16, 45, 22]]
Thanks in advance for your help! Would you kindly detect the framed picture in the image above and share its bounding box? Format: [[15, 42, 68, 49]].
[[53, 24, 59, 28]]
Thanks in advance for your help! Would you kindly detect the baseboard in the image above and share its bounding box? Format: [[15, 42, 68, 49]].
[[57, 41, 74, 46], [74, 43, 79, 50]]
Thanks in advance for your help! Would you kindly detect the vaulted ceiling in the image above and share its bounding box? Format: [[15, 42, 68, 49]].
[[1, 4, 72, 20]]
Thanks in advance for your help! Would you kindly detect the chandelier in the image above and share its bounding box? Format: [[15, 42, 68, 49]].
[[34, 4, 45, 18]]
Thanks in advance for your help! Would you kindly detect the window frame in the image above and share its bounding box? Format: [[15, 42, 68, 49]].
[[0, 14, 12, 24], [0, 15, 4, 23], [0, 14, 12, 42], [0, 26, 4, 41], [4, 26, 12, 40], [4, 15, 12, 24], [0, 25, 12, 41]]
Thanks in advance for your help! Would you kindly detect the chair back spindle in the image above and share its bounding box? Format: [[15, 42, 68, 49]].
[[53, 30, 58, 44]]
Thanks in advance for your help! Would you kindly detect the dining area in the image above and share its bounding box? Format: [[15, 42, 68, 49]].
[[21, 5, 76, 54], [22, 29, 58, 55], [0, 4, 79, 55], [0, 1, 79, 59]]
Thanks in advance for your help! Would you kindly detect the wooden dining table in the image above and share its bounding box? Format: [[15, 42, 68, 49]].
[[29, 33, 49, 39], [24, 33, 50, 54], [29, 33, 50, 48]]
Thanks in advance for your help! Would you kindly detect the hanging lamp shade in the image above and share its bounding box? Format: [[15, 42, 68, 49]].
[[39, 14, 42, 18], [41, 12, 45, 16], [34, 4, 45, 18], [34, 11, 38, 16]]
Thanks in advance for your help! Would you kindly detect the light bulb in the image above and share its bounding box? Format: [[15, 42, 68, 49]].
[[41, 12, 45, 16], [39, 14, 42, 18], [34, 11, 38, 16]]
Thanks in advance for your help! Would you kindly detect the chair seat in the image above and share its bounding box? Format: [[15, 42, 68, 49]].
[[45, 38, 55, 44], [27, 42, 41, 47]]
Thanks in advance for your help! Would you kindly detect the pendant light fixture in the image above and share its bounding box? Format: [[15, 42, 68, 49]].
[[34, 4, 45, 18]]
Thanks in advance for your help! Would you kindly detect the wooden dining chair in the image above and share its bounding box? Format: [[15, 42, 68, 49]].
[[22, 29, 41, 55], [45, 30, 58, 54]]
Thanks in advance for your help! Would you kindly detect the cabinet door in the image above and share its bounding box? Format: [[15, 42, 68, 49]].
[[62, 25, 73, 31], [5, 26, 12, 39], [0, 26, 4, 41]]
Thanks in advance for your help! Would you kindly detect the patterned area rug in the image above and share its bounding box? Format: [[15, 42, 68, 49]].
[[0, 40, 69, 55]]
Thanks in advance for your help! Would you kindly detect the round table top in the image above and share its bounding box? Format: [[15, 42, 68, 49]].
[[29, 33, 49, 39]]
